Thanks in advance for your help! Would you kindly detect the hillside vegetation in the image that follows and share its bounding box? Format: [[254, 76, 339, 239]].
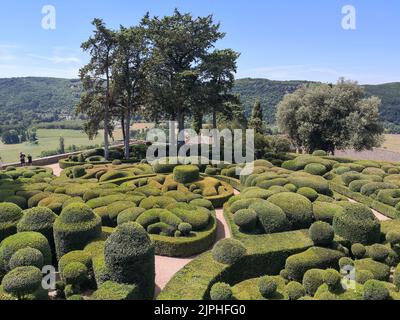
[[0, 77, 399, 128]]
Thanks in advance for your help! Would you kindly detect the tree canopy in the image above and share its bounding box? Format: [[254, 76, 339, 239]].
[[277, 79, 384, 154]]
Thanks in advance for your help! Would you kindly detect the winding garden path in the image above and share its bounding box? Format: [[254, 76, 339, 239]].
[[46, 161, 391, 295], [46, 163, 236, 298]]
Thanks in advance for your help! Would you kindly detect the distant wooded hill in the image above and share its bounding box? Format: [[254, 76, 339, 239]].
[[0, 77, 399, 130]]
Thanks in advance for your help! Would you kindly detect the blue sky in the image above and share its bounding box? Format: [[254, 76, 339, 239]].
[[0, 0, 399, 84]]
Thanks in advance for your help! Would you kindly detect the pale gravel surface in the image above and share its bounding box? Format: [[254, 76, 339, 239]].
[[336, 148, 400, 162]]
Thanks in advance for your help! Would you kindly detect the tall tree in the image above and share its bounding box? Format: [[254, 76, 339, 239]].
[[142, 9, 225, 133], [248, 100, 264, 134], [277, 79, 384, 154], [113, 25, 150, 159], [79, 18, 117, 160], [200, 49, 240, 128]]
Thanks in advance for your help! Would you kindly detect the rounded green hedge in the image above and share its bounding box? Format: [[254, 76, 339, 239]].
[[1, 266, 42, 299], [308, 221, 334, 246], [0, 202, 23, 241], [297, 187, 318, 202], [363, 280, 389, 300], [323, 269, 341, 290], [173, 165, 200, 184], [0, 231, 52, 270], [58, 250, 92, 275], [351, 243, 366, 259], [304, 163, 327, 176], [53, 203, 102, 259], [210, 282, 232, 300], [356, 270, 374, 285], [367, 244, 389, 262], [268, 192, 313, 229], [17, 207, 57, 252], [333, 203, 380, 245], [250, 200, 290, 234], [312, 150, 327, 156], [9, 247, 44, 270], [212, 239, 246, 265], [258, 276, 278, 298], [302, 269, 325, 296], [286, 281, 306, 300], [233, 209, 258, 232], [62, 262, 88, 286], [117, 207, 146, 225], [3, 196, 27, 209], [312, 201, 343, 224], [104, 222, 155, 300]]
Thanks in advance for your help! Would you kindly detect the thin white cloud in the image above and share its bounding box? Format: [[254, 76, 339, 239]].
[[27, 53, 81, 64]]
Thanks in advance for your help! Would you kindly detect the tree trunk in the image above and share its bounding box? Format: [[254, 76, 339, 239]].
[[124, 108, 131, 159], [104, 105, 110, 160], [177, 110, 185, 149], [121, 114, 126, 142], [212, 107, 217, 129]]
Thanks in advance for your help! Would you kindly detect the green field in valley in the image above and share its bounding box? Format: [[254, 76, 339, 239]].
[[0, 129, 109, 163]]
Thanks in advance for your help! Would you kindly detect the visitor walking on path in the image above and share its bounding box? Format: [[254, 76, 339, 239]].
[[27, 154, 32, 166], [20, 152, 26, 166]]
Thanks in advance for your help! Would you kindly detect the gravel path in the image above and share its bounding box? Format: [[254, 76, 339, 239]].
[[336, 148, 400, 162], [347, 198, 391, 221], [46, 163, 62, 176]]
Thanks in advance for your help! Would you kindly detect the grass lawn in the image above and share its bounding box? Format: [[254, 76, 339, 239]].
[[0, 129, 116, 163], [382, 134, 400, 153]]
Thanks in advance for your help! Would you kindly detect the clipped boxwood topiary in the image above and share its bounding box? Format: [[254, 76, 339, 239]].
[[58, 250, 92, 276], [258, 276, 277, 298], [104, 222, 155, 300], [363, 280, 389, 300], [53, 203, 102, 259], [0, 231, 52, 270], [302, 269, 325, 296], [0, 202, 23, 241], [8, 247, 44, 270], [173, 165, 200, 184], [17, 207, 57, 255], [268, 192, 313, 229], [285, 247, 345, 281], [312, 150, 327, 156], [351, 243, 366, 259], [308, 221, 334, 246], [250, 200, 290, 234], [117, 207, 146, 225], [393, 264, 400, 290], [339, 257, 354, 269], [91, 281, 140, 300], [312, 201, 343, 224], [297, 187, 318, 202], [210, 282, 232, 301], [333, 202, 380, 245], [304, 163, 327, 176], [3, 196, 27, 209], [62, 262, 88, 286], [286, 281, 306, 300], [212, 239, 246, 265], [1, 266, 42, 299], [233, 209, 258, 232], [323, 269, 341, 290], [356, 270, 374, 285], [354, 258, 390, 281], [366, 244, 389, 262]]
